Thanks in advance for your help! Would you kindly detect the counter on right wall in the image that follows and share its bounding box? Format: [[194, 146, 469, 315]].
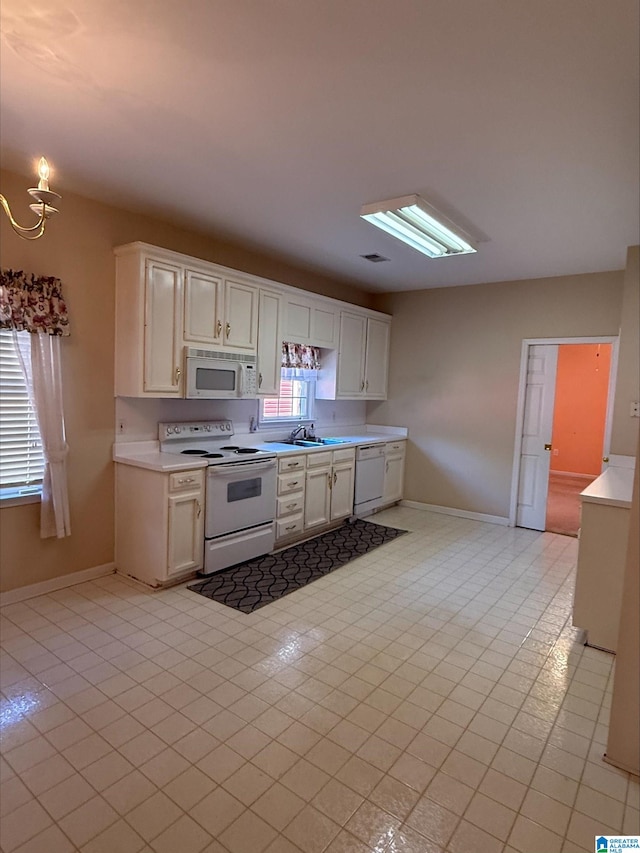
[[368, 246, 639, 520]]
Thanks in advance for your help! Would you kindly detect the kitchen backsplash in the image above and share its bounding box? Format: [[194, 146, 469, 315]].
[[114, 396, 368, 442]]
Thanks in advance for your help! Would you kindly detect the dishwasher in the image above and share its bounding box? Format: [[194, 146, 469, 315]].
[[354, 444, 386, 516]]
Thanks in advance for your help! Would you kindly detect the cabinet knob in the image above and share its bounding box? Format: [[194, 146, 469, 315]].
[[333, 471, 337, 484], [285, 524, 296, 531], [328, 473, 332, 490], [287, 461, 300, 468], [196, 500, 202, 518], [286, 503, 297, 510], [288, 480, 299, 487], [174, 367, 181, 385], [225, 322, 231, 339], [365, 380, 369, 391], [216, 319, 222, 337], [603, 456, 610, 463], [360, 379, 365, 391], [259, 372, 263, 387]]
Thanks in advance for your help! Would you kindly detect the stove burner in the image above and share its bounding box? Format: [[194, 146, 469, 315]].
[[220, 446, 240, 450], [236, 448, 259, 454], [181, 449, 207, 455], [203, 453, 224, 458]]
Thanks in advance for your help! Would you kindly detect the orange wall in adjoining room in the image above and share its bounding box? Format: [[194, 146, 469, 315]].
[[550, 344, 612, 475]]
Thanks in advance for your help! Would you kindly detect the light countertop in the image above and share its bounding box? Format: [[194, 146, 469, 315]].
[[113, 428, 407, 472], [580, 466, 635, 509]]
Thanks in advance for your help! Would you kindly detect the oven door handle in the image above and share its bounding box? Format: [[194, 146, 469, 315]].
[[207, 459, 277, 476]]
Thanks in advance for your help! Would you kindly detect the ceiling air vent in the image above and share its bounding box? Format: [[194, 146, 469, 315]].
[[360, 253, 389, 263]]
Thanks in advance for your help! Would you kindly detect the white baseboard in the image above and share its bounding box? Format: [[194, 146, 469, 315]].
[[0, 563, 116, 607], [399, 500, 509, 526], [550, 471, 595, 480]]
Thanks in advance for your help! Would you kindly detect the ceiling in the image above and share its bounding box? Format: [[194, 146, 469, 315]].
[[1, 0, 638, 293]]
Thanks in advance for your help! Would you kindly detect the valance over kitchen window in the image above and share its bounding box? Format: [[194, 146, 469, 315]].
[[0, 269, 70, 336], [0, 268, 71, 539], [281, 341, 321, 379]]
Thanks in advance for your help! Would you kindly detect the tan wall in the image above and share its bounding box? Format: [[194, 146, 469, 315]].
[[610, 245, 640, 455], [0, 168, 372, 593], [369, 271, 625, 518]]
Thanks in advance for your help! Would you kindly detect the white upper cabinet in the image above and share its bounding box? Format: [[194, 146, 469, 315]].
[[115, 242, 390, 400], [223, 277, 258, 351], [257, 289, 282, 395], [336, 312, 368, 397], [284, 295, 337, 347], [363, 317, 390, 399], [183, 268, 223, 345], [317, 311, 391, 400]]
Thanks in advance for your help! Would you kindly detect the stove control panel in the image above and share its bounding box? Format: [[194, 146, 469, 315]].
[[159, 420, 234, 441]]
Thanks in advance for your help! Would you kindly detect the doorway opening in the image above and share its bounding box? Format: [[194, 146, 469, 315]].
[[509, 336, 618, 533], [545, 343, 612, 536]]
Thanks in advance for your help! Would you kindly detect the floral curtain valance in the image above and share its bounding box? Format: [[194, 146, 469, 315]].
[[0, 269, 70, 336], [281, 341, 321, 371]]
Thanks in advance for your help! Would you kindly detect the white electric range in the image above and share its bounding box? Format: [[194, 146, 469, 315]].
[[160, 420, 277, 575]]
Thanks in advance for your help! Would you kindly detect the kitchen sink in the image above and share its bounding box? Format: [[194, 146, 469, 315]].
[[267, 439, 324, 447], [267, 437, 350, 447]]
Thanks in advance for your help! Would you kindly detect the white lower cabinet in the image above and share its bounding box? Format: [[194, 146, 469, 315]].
[[305, 448, 355, 532], [383, 441, 406, 505], [275, 455, 306, 544], [275, 448, 356, 544], [116, 465, 205, 587]]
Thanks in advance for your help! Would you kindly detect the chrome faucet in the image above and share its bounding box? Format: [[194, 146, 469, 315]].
[[289, 424, 306, 441]]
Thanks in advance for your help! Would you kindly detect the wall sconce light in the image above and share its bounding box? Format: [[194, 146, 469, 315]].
[[0, 157, 61, 240]]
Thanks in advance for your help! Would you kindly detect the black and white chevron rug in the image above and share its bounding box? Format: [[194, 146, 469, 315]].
[[188, 518, 408, 613]]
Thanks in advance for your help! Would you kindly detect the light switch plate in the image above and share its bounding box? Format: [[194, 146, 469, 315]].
[[631, 401, 640, 417]]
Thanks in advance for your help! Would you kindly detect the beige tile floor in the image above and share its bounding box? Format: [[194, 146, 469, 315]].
[[1, 506, 638, 853]]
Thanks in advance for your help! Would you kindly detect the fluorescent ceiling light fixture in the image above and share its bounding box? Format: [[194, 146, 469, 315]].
[[360, 194, 477, 258]]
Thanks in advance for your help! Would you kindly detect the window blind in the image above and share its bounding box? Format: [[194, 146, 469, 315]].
[[0, 330, 44, 492]]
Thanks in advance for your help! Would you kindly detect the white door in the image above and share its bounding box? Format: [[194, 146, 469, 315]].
[[143, 259, 183, 395], [516, 344, 558, 530], [257, 289, 281, 395], [304, 467, 331, 530], [330, 463, 355, 521], [224, 278, 258, 351], [337, 312, 367, 397], [364, 318, 390, 398]]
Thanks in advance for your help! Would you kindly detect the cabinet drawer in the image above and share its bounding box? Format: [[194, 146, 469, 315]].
[[306, 450, 333, 469], [385, 442, 406, 457], [332, 447, 356, 465], [278, 471, 305, 495], [278, 454, 306, 473], [169, 470, 204, 493], [277, 494, 305, 518], [276, 515, 304, 539]]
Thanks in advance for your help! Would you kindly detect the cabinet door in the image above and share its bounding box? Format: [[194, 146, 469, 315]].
[[383, 455, 405, 503], [224, 278, 258, 351], [184, 268, 223, 345], [312, 305, 337, 347], [257, 289, 281, 395], [304, 467, 331, 530], [285, 297, 312, 343], [337, 312, 367, 398], [144, 259, 183, 395], [364, 318, 390, 399], [330, 463, 355, 521], [167, 490, 204, 576]]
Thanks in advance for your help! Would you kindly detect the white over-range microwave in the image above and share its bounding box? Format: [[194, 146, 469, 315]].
[[184, 347, 258, 399]]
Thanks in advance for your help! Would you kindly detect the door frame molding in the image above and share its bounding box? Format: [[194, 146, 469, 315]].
[[508, 335, 619, 527]]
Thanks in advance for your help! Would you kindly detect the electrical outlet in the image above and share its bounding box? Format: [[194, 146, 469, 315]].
[[118, 420, 126, 434], [553, 448, 559, 456], [631, 401, 640, 418]]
